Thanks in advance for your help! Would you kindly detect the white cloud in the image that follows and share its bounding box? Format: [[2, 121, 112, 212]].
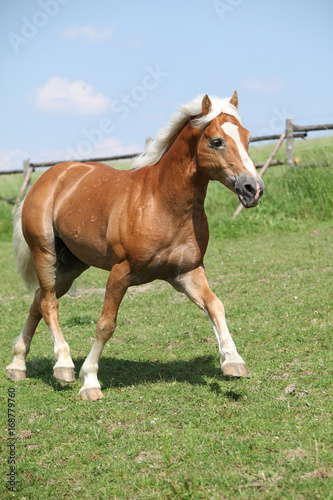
[[61, 25, 115, 42], [34, 77, 111, 115], [0, 149, 28, 172], [239, 76, 286, 95]]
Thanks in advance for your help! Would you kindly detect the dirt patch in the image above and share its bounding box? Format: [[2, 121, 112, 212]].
[[284, 383, 296, 394], [17, 430, 32, 439], [27, 444, 38, 450], [198, 337, 215, 344], [76, 281, 170, 298], [301, 468, 332, 480], [166, 341, 184, 349], [133, 451, 162, 464], [284, 447, 307, 459], [272, 372, 289, 380]]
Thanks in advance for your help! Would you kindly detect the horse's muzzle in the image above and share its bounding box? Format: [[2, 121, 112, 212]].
[[235, 173, 264, 208]]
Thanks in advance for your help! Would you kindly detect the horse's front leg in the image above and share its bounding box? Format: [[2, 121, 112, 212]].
[[171, 265, 249, 378], [79, 262, 131, 401]]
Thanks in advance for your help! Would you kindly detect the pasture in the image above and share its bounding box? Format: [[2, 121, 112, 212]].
[[1, 137, 333, 499]]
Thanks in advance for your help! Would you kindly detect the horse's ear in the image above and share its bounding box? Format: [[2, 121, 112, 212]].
[[229, 90, 238, 109], [202, 94, 212, 115]]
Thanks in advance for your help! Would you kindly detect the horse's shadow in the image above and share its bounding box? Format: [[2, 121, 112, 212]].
[[25, 355, 243, 398]]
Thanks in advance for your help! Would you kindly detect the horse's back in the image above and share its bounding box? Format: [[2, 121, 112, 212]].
[[24, 160, 125, 213], [29, 161, 122, 193]]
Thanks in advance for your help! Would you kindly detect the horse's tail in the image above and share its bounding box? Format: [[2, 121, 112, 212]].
[[13, 202, 39, 291]]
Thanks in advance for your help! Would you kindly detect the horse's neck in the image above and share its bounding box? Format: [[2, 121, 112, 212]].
[[155, 123, 208, 214]]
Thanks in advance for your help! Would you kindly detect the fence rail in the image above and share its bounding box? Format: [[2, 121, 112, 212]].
[[28, 153, 142, 170], [1, 119, 332, 178], [250, 132, 307, 143], [293, 123, 333, 132], [285, 121, 333, 165]]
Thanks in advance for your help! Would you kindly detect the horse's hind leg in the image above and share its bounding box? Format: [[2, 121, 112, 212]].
[[43, 254, 89, 383], [7, 249, 88, 383], [6, 289, 42, 381]]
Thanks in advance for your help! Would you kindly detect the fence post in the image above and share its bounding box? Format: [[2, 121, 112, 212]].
[[12, 163, 34, 214], [23, 159, 30, 178], [286, 119, 294, 166], [23, 158, 32, 192]]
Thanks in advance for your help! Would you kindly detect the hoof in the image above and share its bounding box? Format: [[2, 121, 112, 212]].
[[79, 387, 104, 401], [222, 362, 250, 379], [7, 369, 26, 381], [53, 367, 75, 383]]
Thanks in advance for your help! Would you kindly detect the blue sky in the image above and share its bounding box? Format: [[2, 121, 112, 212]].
[[1, 0, 332, 171]]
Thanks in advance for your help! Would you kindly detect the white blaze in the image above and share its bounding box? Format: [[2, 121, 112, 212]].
[[221, 122, 257, 176]]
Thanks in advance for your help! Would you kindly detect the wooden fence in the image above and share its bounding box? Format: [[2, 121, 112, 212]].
[[1, 119, 332, 178], [286, 121, 333, 165]]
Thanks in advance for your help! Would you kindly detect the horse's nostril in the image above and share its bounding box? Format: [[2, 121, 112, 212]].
[[244, 184, 256, 196]]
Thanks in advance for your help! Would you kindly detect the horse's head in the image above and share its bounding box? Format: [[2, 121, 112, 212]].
[[196, 92, 264, 208]]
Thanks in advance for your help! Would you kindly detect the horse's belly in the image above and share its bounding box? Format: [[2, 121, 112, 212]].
[[59, 230, 112, 270], [55, 208, 114, 270], [124, 232, 204, 282]]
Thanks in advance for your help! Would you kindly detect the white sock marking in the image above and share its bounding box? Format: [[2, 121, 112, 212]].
[[204, 307, 245, 366]]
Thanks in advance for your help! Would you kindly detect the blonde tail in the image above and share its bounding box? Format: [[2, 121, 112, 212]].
[[13, 202, 39, 291]]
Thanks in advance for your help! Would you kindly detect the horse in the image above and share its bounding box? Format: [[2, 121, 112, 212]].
[[6, 91, 264, 400]]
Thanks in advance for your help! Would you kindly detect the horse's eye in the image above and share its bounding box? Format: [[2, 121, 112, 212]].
[[211, 138, 224, 149]]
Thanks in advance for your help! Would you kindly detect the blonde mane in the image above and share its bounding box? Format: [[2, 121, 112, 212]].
[[132, 94, 242, 169]]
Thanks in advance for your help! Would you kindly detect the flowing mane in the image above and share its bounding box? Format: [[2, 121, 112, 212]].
[[132, 94, 243, 169]]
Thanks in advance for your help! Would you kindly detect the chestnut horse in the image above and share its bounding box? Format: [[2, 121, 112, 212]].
[[7, 92, 264, 400]]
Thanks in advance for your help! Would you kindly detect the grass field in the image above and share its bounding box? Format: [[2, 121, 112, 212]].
[[1, 137, 332, 499]]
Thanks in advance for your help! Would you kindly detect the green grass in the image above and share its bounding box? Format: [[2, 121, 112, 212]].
[[249, 133, 333, 166], [1, 137, 332, 499]]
